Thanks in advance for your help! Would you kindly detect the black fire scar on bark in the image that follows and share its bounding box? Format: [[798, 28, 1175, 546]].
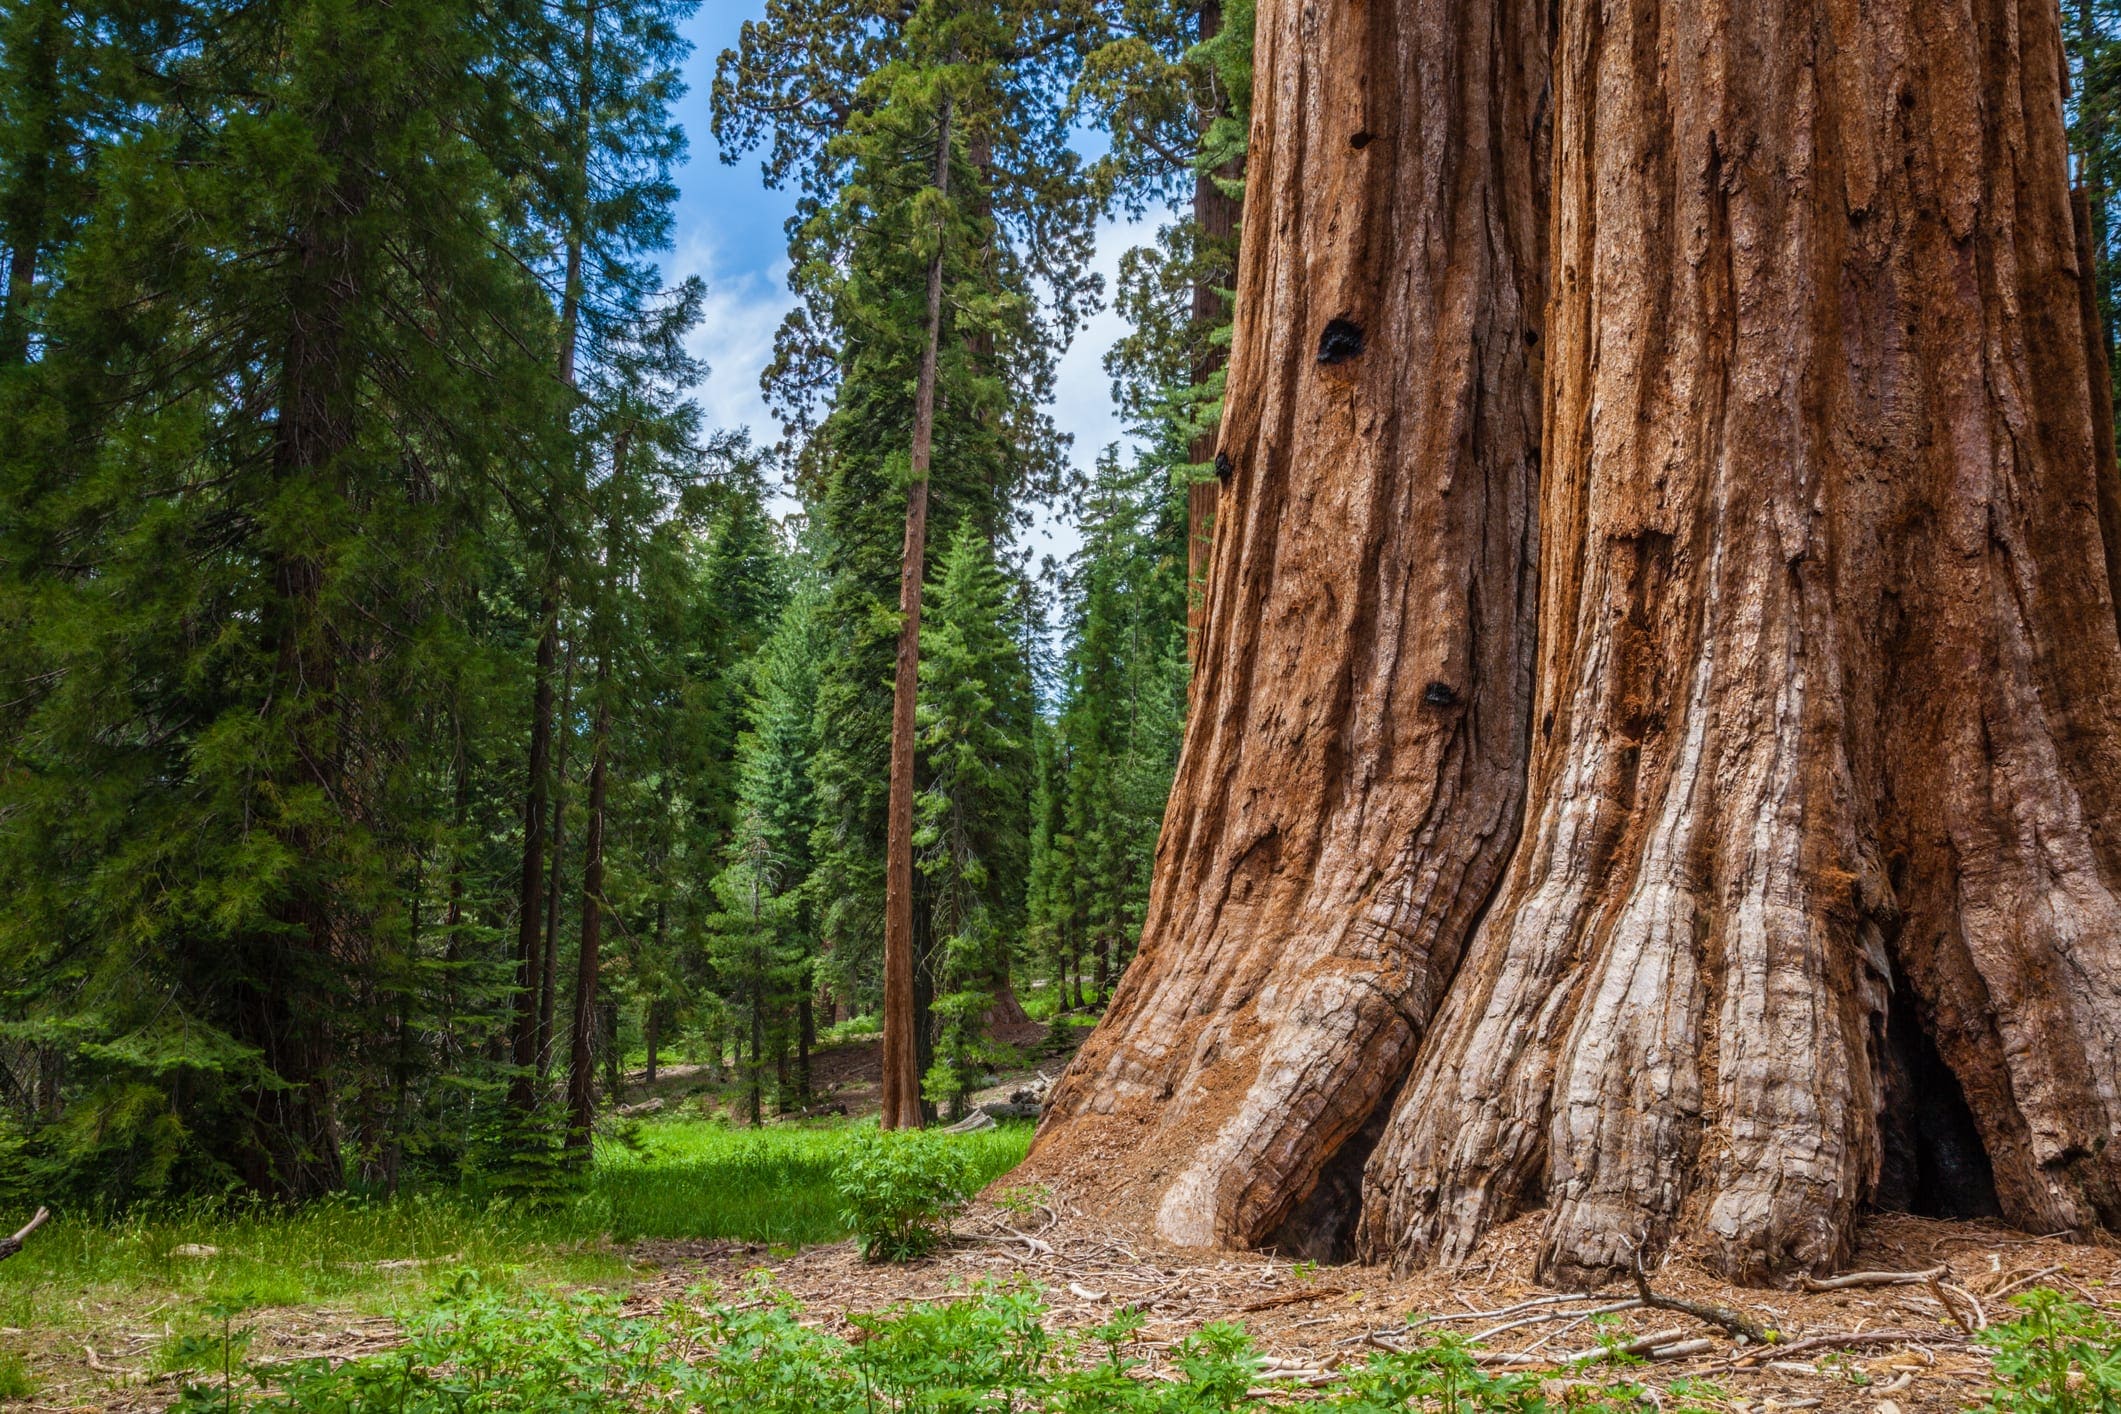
[[1317, 318, 1365, 364], [1215, 450, 1234, 484], [1423, 681, 1459, 707]]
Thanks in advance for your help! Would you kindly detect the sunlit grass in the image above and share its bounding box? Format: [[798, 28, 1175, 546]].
[[0, 1116, 1033, 1332]]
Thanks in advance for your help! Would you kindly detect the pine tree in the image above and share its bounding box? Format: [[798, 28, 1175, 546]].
[[716, 0, 1099, 1124], [915, 523, 1034, 1114]]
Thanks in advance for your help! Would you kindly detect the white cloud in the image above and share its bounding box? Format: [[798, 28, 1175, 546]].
[[674, 228, 797, 453], [1029, 209, 1167, 572], [673, 205, 1176, 551]]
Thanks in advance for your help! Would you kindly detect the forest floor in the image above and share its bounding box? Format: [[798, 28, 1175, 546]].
[[5, 1010, 2112, 1412], [27, 1192, 2116, 1411], [647, 1204, 2115, 1414], [0, 1023, 1090, 1409]]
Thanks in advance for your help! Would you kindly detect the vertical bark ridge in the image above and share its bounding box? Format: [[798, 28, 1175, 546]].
[[1029, 0, 1547, 1252], [1361, 0, 2121, 1286]]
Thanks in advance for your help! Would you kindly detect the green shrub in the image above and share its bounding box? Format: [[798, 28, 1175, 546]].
[[834, 1126, 977, 1261], [1975, 1288, 2121, 1413]]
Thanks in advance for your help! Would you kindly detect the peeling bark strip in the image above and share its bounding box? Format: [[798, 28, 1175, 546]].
[[1028, 0, 1547, 1253], [1360, 0, 2121, 1285]]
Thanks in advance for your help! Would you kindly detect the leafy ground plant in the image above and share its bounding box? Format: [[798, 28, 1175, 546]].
[[164, 1277, 1772, 1414], [1975, 1287, 2121, 1413], [836, 1125, 980, 1261]]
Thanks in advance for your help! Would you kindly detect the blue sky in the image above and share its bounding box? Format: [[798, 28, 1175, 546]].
[[669, 1, 1167, 570]]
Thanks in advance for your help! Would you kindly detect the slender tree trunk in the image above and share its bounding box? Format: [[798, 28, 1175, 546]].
[[1029, 0, 1546, 1258], [566, 429, 625, 1155], [748, 976, 765, 1128], [881, 94, 953, 1132], [441, 734, 469, 1064], [797, 993, 813, 1105], [511, 0, 598, 1115], [1360, 0, 2121, 1285], [541, 636, 576, 1082], [510, 602, 556, 1110], [644, 1001, 659, 1087]]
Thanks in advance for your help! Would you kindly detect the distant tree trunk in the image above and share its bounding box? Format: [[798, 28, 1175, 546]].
[[239, 94, 384, 1197], [1360, 0, 2121, 1285], [441, 734, 470, 1063], [1030, 0, 1546, 1258], [541, 636, 576, 1083], [566, 430, 625, 1155], [510, 597, 556, 1112], [797, 993, 814, 1104], [748, 988, 765, 1128], [643, 1000, 660, 1087], [512, 0, 597, 1118], [881, 94, 953, 1132]]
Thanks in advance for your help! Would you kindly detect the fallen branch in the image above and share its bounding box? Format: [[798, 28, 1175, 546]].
[[0, 1207, 46, 1261], [1632, 1248, 1772, 1345], [1798, 1265, 1945, 1292], [1472, 1299, 1641, 1344], [1482, 1327, 1698, 1367], [1240, 1286, 1347, 1313], [1926, 1274, 1981, 1335], [970, 1229, 1053, 1257], [1723, 1329, 1965, 1366]]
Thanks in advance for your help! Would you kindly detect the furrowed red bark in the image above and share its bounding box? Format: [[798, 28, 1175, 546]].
[[880, 93, 953, 1132], [1360, 0, 2121, 1285], [1028, 0, 1547, 1254]]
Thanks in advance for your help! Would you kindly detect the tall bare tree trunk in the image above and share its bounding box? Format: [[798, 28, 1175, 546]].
[[510, 601, 556, 1111], [1360, 0, 2121, 1285], [540, 637, 576, 1082], [880, 94, 954, 1132], [510, 0, 598, 1117], [1028, 0, 1547, 1256], [566, 429, 625, 1154]]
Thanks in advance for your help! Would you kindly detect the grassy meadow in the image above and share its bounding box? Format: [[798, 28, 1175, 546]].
[[0, 1116, 1034, 1337]]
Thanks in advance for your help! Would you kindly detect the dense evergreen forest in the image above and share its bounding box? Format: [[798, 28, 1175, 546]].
[[3, 0, 2121, 1285], [0, 0, 1246, 1205]]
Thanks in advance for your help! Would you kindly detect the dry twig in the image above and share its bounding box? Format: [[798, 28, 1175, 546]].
[[1798, 1265, 1944, 1291], [1632, 1248, 1772, 1345]]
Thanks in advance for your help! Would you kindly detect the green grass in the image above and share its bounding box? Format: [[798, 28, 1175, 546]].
[[0, 1116, 1033, 1332], [600, 1116, 1029, 1244]]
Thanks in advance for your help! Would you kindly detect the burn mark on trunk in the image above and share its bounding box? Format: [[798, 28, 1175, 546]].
[[1423, 680, 1460, 707], [1317, 318, 1365, 364], [1215, 449, 1234, 484]]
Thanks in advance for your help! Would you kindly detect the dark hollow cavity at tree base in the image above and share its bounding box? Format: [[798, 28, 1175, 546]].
[[1874, 976, 2002, 1222]]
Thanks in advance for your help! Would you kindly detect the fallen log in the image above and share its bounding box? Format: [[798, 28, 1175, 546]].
[[0, 1207, 46, 1261]]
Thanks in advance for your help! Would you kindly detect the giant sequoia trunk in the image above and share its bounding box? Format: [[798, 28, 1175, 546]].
[[1034, 0, 2121, 1283], [1360, 0, 2121, 1286], [1030, 0, 1548, 1255]]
